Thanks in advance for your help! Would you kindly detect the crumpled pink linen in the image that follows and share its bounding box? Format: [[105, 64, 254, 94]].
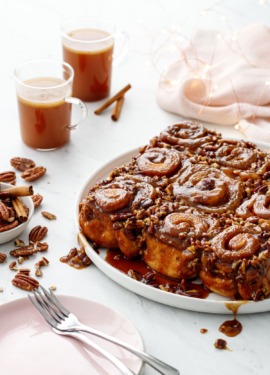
[[156, 23, 270, 143]]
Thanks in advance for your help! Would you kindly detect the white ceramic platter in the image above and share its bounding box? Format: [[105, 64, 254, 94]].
[[75, 143, 270, 314]]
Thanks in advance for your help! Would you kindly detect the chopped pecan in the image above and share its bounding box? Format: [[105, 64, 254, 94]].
[[0, 171, 16, 184], [21, 166, 46, 182], [10, 245, 38, 257], [36, 241, 49, 252], [14, 238, 25, 247], [35, 268, 43, 277], [0, 253, 7, 263], [214, 339, 228, 350], [9, 261, 17, 270], [12, 273, 39, 291], [35, 257, 49, 268], [29, 225, 48, 243], [0, 219, 19, 232], [10, 157, 36, 171], [41, 211, 56, 220], [31, 194, 43, 208]]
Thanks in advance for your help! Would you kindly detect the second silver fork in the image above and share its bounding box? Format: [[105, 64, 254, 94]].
[[32, 286, 179, 375]]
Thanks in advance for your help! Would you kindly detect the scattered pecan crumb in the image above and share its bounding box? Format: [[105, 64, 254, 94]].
[[35, 268, 43, 277], [49, 285, 57, 291], [9, 261, 17, 270], [14, 239, 25, 247], [200, 328, 208, 334], [0, 287, 4, 292], [41, 211, 57, 220]]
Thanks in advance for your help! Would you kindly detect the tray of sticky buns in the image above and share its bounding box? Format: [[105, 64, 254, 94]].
[[77, 121, 270, 313]]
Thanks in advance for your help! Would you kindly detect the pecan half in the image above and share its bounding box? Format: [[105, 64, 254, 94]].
[[0, 201, 10, 221], [12, 273, 39, 291], [29, 225, 48, 243], [21, 166, 46, 182], [41, 211, 56, 220], [0, 253, 7, 263], [10, 157, 36, 171], [0, 220, 19, 232], [0, 171, 16, 184], [31, 194, 43, 208], [10, 245, 37, 257]]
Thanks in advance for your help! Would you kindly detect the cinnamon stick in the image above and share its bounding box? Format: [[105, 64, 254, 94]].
[[0, 185, 33, 197], [111, 96, 125, 121], [12, 197, 28, 222], [94, 84, 131, 115]]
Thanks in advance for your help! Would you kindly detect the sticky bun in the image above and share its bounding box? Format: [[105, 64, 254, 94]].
[[79, 120, 270, 301]]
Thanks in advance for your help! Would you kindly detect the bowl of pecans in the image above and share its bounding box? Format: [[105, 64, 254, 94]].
[[0, 182, 35, 244]]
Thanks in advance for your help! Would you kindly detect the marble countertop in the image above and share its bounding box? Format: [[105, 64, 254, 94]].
[[1, 1, 270, 374]]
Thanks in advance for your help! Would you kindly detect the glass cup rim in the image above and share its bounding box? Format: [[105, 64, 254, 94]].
[[13, 58, 74, 90], [61, 17, 116, 44]]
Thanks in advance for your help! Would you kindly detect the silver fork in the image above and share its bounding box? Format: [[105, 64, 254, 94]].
[[29, 289, 135, 375], [29, 286, 179, 375]]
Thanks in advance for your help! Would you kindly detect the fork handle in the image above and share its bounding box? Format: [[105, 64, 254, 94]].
[[54, 329, 136, 375], [74, 324, 179, 375]]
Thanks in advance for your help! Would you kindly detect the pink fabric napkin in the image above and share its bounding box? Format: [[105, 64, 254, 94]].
[[156, 23, 270, 143]]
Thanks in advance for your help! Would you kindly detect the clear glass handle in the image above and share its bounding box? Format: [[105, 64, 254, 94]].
[[65, 97, 87, 130], [113, 31, 129, 66]]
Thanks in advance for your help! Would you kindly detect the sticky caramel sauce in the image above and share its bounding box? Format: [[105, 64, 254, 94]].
[[218, 301, 247, 337], [105, 249, 210, 299]]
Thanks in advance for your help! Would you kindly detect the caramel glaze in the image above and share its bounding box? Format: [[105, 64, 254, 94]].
[[105, 249, 210, 299], [218, 301, 247, 337]]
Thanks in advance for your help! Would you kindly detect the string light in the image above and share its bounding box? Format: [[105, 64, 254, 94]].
[[150, 1, 270, 126]]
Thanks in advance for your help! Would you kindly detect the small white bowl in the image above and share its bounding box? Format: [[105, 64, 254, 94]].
[[0, 183, 34, 245]]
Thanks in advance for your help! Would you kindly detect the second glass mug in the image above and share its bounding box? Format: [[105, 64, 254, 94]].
[[61, 18, 128, 102], [14, 59, 87, 151]]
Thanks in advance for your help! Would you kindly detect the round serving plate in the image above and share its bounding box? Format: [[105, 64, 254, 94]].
[[75, 141, 270, 314]]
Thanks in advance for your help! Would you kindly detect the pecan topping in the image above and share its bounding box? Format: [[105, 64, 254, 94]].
[[10, 245, 38, 257], [21, 166, 46, 182], [0, 171, 16, 184], [41, 211, 56, 220], [0, 253, 7, 263], [31, 194, 43, 208], [29, 225, 48, 243], [10, 157, 36, 172], [12, 273, 39, 291]]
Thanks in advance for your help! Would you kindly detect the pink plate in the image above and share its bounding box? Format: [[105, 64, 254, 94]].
[[0, 295, 144, 375]]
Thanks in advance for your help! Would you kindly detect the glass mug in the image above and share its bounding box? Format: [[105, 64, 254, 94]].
[[61, 18, 128, 102], [14, 59, 87, 151]]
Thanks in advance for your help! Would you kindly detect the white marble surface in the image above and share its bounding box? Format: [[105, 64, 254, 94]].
[[1, 1, 270, 374]]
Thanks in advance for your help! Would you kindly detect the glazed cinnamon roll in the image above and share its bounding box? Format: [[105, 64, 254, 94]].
[[79, 178, 156, 257], [144, 212, 218, 279], [172, 164, 243, 213], [135, 147, 182, 177], [159, 121, 212, 149], [236, 192, 270, 219], [215, 144, 257, 170], [200, 225, 270, 300]]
